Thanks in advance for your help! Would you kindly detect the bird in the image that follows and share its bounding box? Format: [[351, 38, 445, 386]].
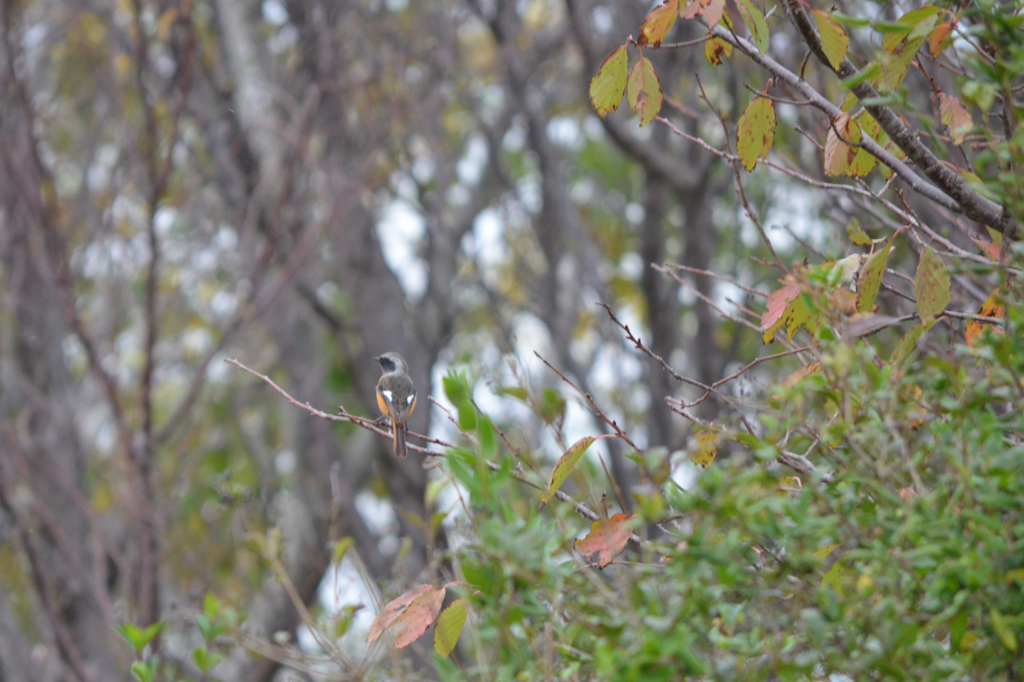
[[375, 352, 416, 457]]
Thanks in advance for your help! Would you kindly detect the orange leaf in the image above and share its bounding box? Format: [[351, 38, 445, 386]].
[[928, 19, 954, 57], [965, 288, 1005, 348], [367, 584, 446, 646], [575, 514, 634, 568], [781, 361, 821, 389]]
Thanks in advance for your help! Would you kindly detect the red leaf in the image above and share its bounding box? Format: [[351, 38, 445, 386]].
[[575, 514, 634, 568], [761, 281, 801, 342], [367, 584, 446, 646]]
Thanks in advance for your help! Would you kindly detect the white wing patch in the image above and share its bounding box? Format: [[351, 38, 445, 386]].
[[406, 394, 415, 405], [381, 390, 394, 402]]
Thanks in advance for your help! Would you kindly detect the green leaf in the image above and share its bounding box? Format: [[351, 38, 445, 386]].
[[537, 388, 566, 424], [881, 6, 940, 53], [914, 247, 950, 324], [991, 608, 1018, 652], [856, 241, 891, 312], [543, 436, 597, 503], [813, 10, 848, 70], [332, 536, 355, 564], [457, 403, 476, 431], [495, 385, 529, 401], [193, 646, 222, 674], [589, 45, 628, 118], [821, 558, 846, 592], [130, 658, 158, 682], [477, 416, 498, 461], [846, 219, 871, 246], [118, 621, 165, 654], [443, 371, 470, 408], [736, 0, 769, 54], [433, 598, 469, 658], [840, 61, 881, 90], [878, 36, 924, 92], [195, 613, 223, 642], [626, 56, 663, 127], [889, 321, 935, 368], [736, 95, 776, 171]]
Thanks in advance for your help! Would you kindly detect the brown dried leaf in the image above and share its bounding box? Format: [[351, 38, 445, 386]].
[[824, 113, 860, 176], [575, 514, 634, 568]]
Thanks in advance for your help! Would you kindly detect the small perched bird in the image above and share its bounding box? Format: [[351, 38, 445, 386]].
[[375, 352, 416, 457]]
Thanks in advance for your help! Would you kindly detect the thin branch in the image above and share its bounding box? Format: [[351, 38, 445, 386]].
[[534, 352, 643, 454]]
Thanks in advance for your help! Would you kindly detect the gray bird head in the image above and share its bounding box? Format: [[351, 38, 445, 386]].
[[375, 351, 408, 374]]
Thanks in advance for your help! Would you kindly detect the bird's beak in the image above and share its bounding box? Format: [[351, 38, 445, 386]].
[[373, 356, 380, 362]]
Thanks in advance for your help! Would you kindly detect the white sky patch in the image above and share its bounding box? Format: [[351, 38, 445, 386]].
[[591, 6, 613, 33], [261, 0, 288, 25], [457, 134, 489, 186], [471, 208, 505, 275], [297, 557, 378, 658], [512, 313, 553, 377], [547, 117, 582, 150], [154, 206, 177, 237], [766, 185, 825, 250], [502, 123, 526, 152], [517, 173, 542, 213], [671, 456, 699, 491], [624, 202, 645, 226], [375, 199, 427, 299]]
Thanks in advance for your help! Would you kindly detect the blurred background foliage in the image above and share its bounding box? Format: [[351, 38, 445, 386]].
[[0, 0, 1021, 679]]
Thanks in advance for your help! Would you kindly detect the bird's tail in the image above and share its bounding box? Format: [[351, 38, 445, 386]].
[[394, 422, 407, 458]]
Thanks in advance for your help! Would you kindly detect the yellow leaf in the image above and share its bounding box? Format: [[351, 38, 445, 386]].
[[638, 0, 679, 48], [433, 598, 468, 658], [704, 36, 732, 65], [813, 10, 848, 70], [589, 46, 628, 118], [691, 429, 721, 468], [626, 57, 663, 127], [939, 93, 972, 145], [914, 247, 950, 324], [736, 96, 776, 171]]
